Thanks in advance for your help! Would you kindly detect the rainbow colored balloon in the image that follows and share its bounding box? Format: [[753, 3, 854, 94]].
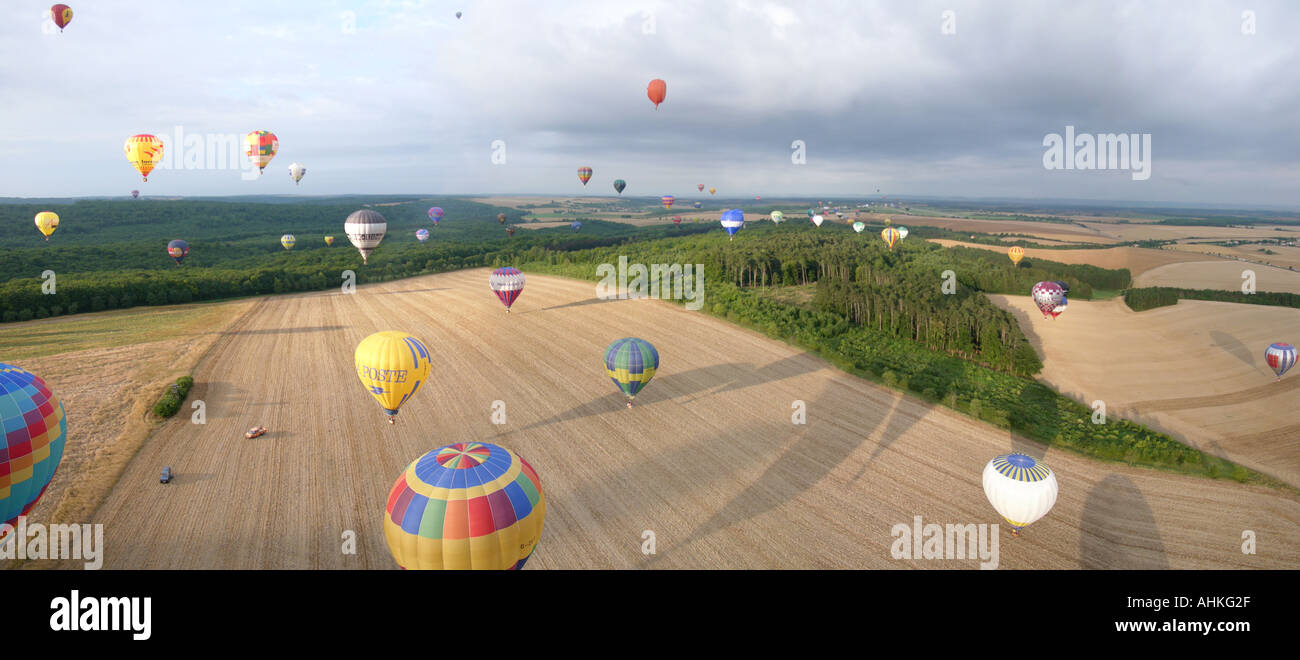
[[1, 364, 68, 540], [661, 195, 675, 210], [384, 442, 545, 570]]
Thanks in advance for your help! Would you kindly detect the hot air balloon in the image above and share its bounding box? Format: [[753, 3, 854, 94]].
[[1265, 343, 1296, 381], [50, 4, 72, 32], [661, 195, 675, 210], [355, 331, 431, 423], [755, 196, 761, 201], [288, 162, 306, 185], [1008, 246, 1025, 266], [244, 131, 278, 175], [124, 134, 164, 182], [280, 234, 296, 250], [345, 209, 387, 264], [697, 184, 705, 192], [693, 201, 702, 209], [720, 209, 744, 240], [672, 216, 682, 226], [456, 11, 462, 19], [898, 227, 909, 240], [416, 229, 429, 244], [812, 214, 824, 227], [167, 239, 189, 265], [489, 267, 525, 312], [0, 364, 67, 542], [324, 236, 335, 246], [427, 207, 444, 228], [497, 212, 507, 225], [982, 453, 1058, 537], [383, 442, 545, 570], [770, 210, 784, 224], [647, 78, 667, 109], [34, 212, 59, 241], [852, 221, 865, 233], [506, 226, 516, 237], [884, 217, 892, 226], [571, 221, 582, 231], [613, 179, 626, 195], [131, 190, 139, 199], [1031, 281, 1066, 319], [881, 227, 900, 250], [709, 187, 716, 195], [605, 337, 659, 408], [577, 167, 593, 186], [807, 208, 815, 217]]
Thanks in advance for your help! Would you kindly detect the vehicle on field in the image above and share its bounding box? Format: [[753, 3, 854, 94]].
[[245, 426, 267, 439], [160, 466, 174, 484]]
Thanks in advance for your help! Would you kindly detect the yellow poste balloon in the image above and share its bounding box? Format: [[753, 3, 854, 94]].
[[34, 212, 59, 240], [881, 227, 900, 250], [355, 331, 431, 422], [124, 134, 164, 182], [1008, 246, 1025, 266]]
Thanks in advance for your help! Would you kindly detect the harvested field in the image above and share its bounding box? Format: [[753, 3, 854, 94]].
[[1135, 260, 1300, 294], [928, 240, 1209, 278], [22, 270, 1297, 570]]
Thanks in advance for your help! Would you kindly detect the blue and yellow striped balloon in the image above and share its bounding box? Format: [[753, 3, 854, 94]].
[[1, 364, 67, 540], [354, 331, 431, 421], [605, 337, 659, 405], [384, 442, 545, 570], [281, 234, 296, 250]]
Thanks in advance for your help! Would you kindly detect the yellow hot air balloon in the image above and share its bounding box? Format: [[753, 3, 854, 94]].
[[355, 331, 432, 424], [1008, 246, 1025, 266], [124, 134, 164, 182], [881, 227, 900, 250], [281, 234, 296, 250], [324, 236, 335, 246], [709, 187, 716, 195], [34, 212, 59, 241]]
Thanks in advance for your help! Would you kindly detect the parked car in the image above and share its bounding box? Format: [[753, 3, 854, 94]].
[[160, 466, 174, 484], [245, 426, 267, 439]]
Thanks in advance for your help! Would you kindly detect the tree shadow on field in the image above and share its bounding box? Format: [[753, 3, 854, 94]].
[[1078, 473, 1169, 569], [1209, 330, 1256, 368], [519, 360, 819, 432], [219, 326, 346, 336]]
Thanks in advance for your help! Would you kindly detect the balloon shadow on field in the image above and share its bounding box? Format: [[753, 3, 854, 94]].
[[373, 288, 450, 296], [1078, 473, 1169, 569], [530, 297, 622, 314], [219, 326, 346, 336], [1209, 330, 1256, 368], [519, 360, 820, 432], [173, 472, 216, 485]]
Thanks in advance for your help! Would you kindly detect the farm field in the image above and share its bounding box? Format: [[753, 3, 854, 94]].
[[1135, 260, 1300, 294], [990, 295, 1300, 488], [18, 269, 1297, 570], [927, 240, 1209, 277]]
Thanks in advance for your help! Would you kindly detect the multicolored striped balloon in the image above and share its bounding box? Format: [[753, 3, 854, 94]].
[[280, 234, 296, 250], [1265, 342, 1296, 381], [613, 179, 626, 195], [384, 442, 545, 570], [1, 364, 67, 540], [489, 267, 525, 312], [661, 195, 675, 210], [577, 166, 593, 186], [244, 130, 279, 174], [605, 337, 659, 406], [416, 228, 429, 244]]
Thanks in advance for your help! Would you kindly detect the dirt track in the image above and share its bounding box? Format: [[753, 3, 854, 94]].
[[52, 270, 1300, 569]]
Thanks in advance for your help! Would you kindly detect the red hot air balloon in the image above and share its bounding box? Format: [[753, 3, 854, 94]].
[[50, 4, 72, 32], [673, 216, 682, 226], [697, 184, 705, 192], [1031, 281, 1067, 319], [647, 79, 667, 109], [577, 166, 593, 186]]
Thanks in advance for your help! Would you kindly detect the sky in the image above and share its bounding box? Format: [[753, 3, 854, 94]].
[[1, 0, 1298, 207]]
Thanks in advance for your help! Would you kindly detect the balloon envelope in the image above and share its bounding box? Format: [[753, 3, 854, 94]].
[[697, 184, 705, 192], [613, 179, 626, 194], [852, 221, 865, 233], [898, 227, 909, 240], [345, 209, 387, 264], [288, 162, 306, 185], [982, 454, 1058, 531], [280, 234, 295, 250], [770, 210, 784, 223], [416, 229, 429, 243], [647, 78, 667, 108], [131, 190, 139, 199], [167, 239, 189, 264], [1266, 342, 1297, 379], [0, 364, 67, 540], [489, 267, 525, 310], [721, 209, 744, 238], [34, 212, 59, 240], [812, 215, 824, 227], [577, 166, 593, 185], [881, 227, 900, 249], [383, 442, 545, 570], [661, 195, 675, 209], [605, 338, 659, 401], [1008, 246, 1025, 266], [1031, 281, 1066, 318], [244, 131, 279, 174], [50, 4, 73, 30], [354, 331, 431, 419], [324, 236, 334, 246], [124, 134, 164, 182], [709, 187, 716, 195], [571, 221, 581, 231]]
